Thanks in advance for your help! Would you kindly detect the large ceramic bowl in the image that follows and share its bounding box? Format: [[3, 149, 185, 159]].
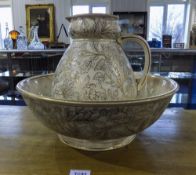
[[17, 74, 178, 151]]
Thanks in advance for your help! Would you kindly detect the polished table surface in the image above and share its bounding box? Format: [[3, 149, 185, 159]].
[[0, 106, 196, 175]]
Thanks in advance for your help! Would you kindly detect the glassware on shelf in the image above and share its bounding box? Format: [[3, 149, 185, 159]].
[[9, 30, 19, 40], [17, 26, 28, 50], [0, 23, 3, 49], [4, 23, 13, 50], [9, 30, 19, 49], [28, 26, 44, 50]]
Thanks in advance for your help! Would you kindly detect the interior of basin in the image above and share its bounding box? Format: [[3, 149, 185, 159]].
[[17, 73, 178, 104]]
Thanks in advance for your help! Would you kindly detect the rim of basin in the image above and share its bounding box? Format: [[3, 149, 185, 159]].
[[16, 73, 179, 107]]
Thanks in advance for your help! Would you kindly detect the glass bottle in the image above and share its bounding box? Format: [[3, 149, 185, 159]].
[[4, 23, 13, 50], [28, 26, 44, 50], [17, 26, 28, 50], [0, 23, 3, 49]]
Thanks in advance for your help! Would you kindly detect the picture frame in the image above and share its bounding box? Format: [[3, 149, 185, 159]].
[[26, 4, 55, 43]]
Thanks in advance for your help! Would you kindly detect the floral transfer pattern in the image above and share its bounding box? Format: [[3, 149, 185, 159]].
[[17, 74, 178, 147], [68, 15, 120, 39], [51, 14, 141, 101], [16, 14, 178, 150], [24, 94, 172, 140], [52, 39, 137, 101]]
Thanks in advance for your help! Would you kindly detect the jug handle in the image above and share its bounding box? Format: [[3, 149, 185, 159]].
[[117, 34, 151, 91]]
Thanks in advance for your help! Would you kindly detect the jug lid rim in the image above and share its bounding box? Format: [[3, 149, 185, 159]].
[[66, 13, 118, 21]]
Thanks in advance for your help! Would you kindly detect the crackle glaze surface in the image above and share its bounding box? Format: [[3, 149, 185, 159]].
[[17, 74, 178, 140], [51, 14, 148, 101]]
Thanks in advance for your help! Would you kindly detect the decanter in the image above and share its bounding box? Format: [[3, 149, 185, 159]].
[[4, 23, 13, 50], [0, 23, 3, 49], [17, 26, 28, 50], [28, 26, 44, 50]]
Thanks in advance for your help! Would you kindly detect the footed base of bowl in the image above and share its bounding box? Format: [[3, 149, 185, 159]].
[[58, 134, 136, 151]]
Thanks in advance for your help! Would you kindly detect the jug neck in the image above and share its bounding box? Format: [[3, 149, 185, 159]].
[[72, 38, 116, 41], [68, 15, 121, 40]]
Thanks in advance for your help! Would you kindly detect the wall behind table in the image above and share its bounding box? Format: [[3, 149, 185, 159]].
[[111, 0, 147, 12], [11, 0, 71, 44]]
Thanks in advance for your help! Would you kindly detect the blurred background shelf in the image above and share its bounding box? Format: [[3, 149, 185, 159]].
[[0, 49, 195, 109]]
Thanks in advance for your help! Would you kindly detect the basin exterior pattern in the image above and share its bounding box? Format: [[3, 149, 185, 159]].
[[24, 94, 171, 140], [17, 74, 178, 150]]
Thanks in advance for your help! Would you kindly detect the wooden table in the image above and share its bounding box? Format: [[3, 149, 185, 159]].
[[0, 106, 196, 175]]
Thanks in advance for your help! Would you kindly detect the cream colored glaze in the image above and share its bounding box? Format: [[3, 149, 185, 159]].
[[51, 14, 151, 101], [17, 74, 178, 151], [18, 74, 178, 103]]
